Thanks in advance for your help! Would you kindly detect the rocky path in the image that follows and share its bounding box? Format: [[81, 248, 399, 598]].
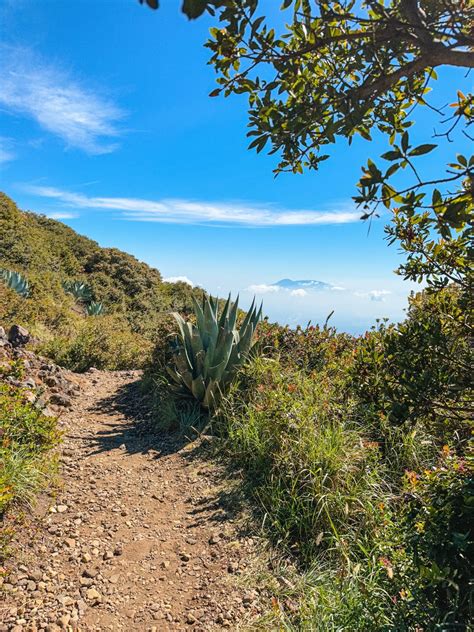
[[1, 371, 263, 632]]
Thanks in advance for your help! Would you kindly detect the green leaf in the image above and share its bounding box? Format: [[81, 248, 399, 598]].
[[182, 0, 207, 19], [408, 144, 437, 157], [381, 150, 401, 161], [401, 132, 409, 153]]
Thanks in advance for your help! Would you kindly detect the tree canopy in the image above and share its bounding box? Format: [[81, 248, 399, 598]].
[[141, 0, 473, 293]]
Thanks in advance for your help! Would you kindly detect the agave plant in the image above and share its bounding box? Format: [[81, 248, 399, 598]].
[[168, 294, 262, 408], [62, 280, 93, 304], [0, 268, 30, 298], [86, 301, 105, 316]]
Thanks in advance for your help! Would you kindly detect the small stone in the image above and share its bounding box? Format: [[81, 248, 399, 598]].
[[49, 394, 72, 408], [243, 591, 255, 604], [86, 587, 101, 602], [186, 613, 197, 624], [28, 569, 43, 582], [80, 577, 93, 587], [26, 580, 37, 591], [227, 561, 239, 573], [160, 561, 170, 570], [58, 614, 70, 629], [56, 505, 68, 513], [64, 538, 76, 549]]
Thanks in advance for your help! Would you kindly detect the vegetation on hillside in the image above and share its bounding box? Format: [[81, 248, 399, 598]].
[[0, 192, 203, 370], [0, 362, 61, 558]]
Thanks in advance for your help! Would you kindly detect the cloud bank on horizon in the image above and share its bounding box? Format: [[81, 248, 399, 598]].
[[247, 279, 392, 302], [21, 184, 361, 227]]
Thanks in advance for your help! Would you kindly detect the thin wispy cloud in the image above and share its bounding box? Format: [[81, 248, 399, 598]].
[[0, 137, 15, 163], [45, 211, 79, 220], [0, 46, 125, 154], [23, 185, 361, 227]]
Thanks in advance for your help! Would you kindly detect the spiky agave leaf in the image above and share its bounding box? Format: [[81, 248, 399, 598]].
[[62, 280, 93, 304], [169, 293, 262, 409], [86, 302, 105, 316], [0, 268, 30, 298]]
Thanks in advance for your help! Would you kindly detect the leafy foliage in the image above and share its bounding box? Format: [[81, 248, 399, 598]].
[[39, 314, 152, 372], [142, 0, 473, 308], [215, 302, 472, 627], [168, 294, 261, 408], [0, 378, 60, 518]]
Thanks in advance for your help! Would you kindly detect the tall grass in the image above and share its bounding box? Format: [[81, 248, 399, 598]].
[[0, 376, 60, 558], [213, 326, 472, 628]]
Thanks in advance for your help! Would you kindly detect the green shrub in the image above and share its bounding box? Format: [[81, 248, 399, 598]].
[[39, 314, 152, 372], [352, 286, 472, 479], [0, 381, 60, 517], [255, 319, 354, 374]]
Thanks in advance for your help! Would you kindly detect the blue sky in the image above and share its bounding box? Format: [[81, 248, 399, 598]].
[[0, 1, 470, 332]]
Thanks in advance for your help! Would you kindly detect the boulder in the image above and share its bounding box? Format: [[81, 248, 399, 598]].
[[49, 393, 73, 408], [8, 324, 30, 347]]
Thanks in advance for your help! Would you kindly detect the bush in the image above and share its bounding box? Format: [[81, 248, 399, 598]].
[[0, 380, 60, 518], [39, 314, 153, 371], [255, 319, 354, 373], [352, 286, 472, 479]]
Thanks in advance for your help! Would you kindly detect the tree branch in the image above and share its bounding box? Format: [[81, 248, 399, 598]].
[[354, 48, 474, 101]]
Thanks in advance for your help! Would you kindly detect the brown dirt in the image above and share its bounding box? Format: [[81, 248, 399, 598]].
[[0, 370, 264, 632]]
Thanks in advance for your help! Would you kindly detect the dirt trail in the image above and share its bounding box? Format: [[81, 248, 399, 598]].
[[1, 371, 263, 632]]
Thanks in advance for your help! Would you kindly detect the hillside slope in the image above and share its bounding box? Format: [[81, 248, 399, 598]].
[[0, 192, 200, 369], [0, 192, 200, 329]]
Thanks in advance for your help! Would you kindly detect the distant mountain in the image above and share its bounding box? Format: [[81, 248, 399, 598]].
[[273, 278, 335, 291]]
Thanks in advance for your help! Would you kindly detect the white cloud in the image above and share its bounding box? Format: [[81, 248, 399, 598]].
[[0, 137, 15, 163], [355, 289, 392, 302], [23, 185, 361, 227], [0, 46, 124, 154], [45, 211, 78, 220], [163, 276, 194, 286], [247, 284, 281, 294], [290, 289, 308, 297]]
